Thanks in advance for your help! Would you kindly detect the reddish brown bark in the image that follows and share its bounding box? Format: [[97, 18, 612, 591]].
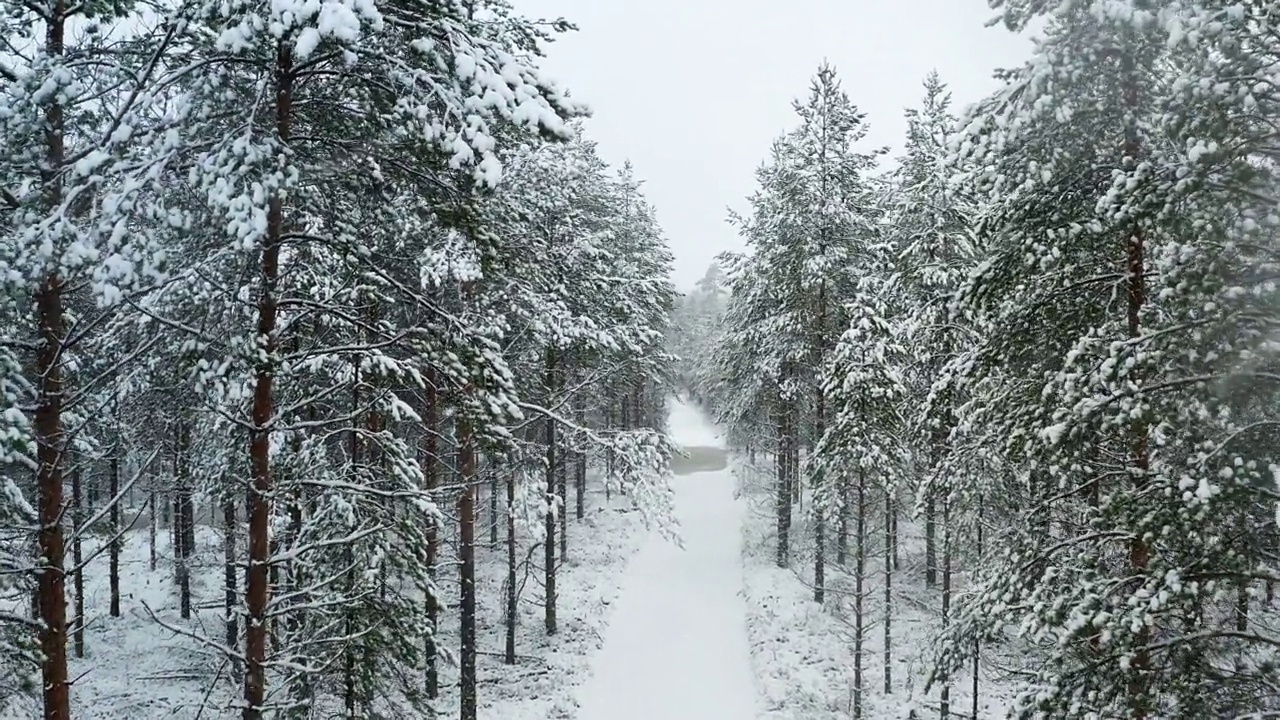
[[34, 1, 71, 716], [243, 39, 292, 720], [35, 276, 69, 720]]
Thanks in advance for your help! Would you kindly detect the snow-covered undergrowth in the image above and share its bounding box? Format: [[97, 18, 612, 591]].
[[435, 490, 646, 720], [735, 456, 1017, 719], [1, 481, 646, 719]]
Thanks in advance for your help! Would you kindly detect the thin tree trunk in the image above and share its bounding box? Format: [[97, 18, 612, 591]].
[[220, 489, 238, 661], [837, 476, 849, 567], [344, 362, 361, 717], [1236, 523, 1250, 632], [790, 417, 801, 507], [223, 493, 239, 679], [972, 492, 982, 720], [853, 470, 865, 720], [148, 476, 157, 572], [775, 402, 789, 568], [890, 505, 899, 571], [458, 419, 478, 720], [814, 386, 826, 605], [940, 499, 951, 719], [170, 488, 179, 570], [109, 451, 120, 618], [605, 382, 615, 500], [175, 423, 192, 621], [574, 403, 586, 519], [505, 466, 517, 665], [490, 469, 500, 549], [574, 447, 586, 520], [558, 437, 567, 560], [243, 38, 291, 720], [883, 489, 892, 694], [71, 466, 84, 659], [422, 378, 440, 699], [544, 352, 559, 636], [925, 496, 937, 587]]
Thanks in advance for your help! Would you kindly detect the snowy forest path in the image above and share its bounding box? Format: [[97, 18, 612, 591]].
[[574, 398, 758, 720]]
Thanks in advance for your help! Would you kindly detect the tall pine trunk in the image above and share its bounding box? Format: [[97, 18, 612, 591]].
[[34, 3, 71, 716], [813, 274, 828, 605], [243, 38, 291, 720]]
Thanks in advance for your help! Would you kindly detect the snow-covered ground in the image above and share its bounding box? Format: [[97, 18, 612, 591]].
[[734, 452, 1018, 719], [2, 460, 652, 719], [575, 397, 756, 720], [5, 399, 771, 719], [0, 504, 651, 719]]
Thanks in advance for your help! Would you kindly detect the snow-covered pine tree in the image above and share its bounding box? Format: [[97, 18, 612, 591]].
[[813, 269, 908, 719], [930, 1, 1280, 715], [155, 1, 587, 715], [885, 71, 995, 712], [760, 63, 884, 601], [887, 72, 975, 593], [0, 2, 181, 715]]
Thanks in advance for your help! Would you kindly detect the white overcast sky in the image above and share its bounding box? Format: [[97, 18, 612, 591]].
[[516, 0, 1034, 291]]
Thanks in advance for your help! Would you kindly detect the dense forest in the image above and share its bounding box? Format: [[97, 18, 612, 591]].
[[671, 1, 1280, 717], [0, 1, 678, 718], [5, 0, 1280, 719]]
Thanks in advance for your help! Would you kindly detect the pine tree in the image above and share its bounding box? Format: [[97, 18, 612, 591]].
[[929, 1, 1280, 715], [0, 3, 179, 715], [717, 63, 883, 596]]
